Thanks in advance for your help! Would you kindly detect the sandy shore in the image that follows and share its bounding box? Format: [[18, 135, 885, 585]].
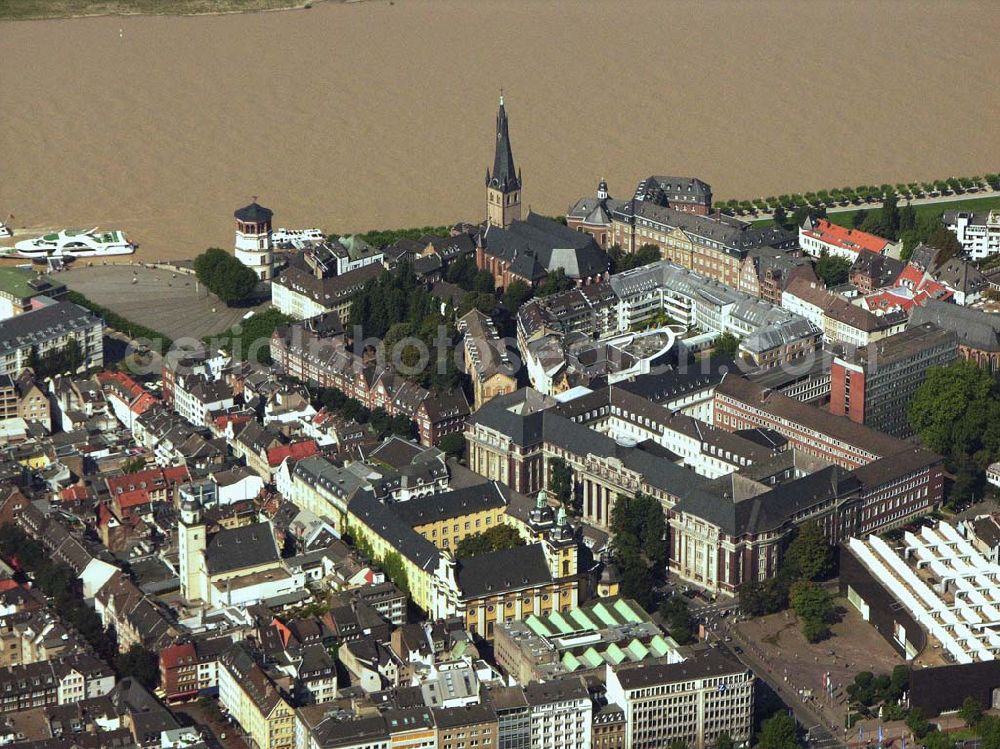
[[1, 0, 998, 262]]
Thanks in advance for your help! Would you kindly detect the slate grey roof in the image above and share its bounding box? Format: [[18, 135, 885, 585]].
[[487, 97, 520, 193], [908, 300, 1000, 352], [432, 703, 498, 729], [933, 256, 988, 297], [943, 209, 994, 226], [633, 175, 712, 206], [468, 389, 553, 447], [567, 195, 627, 226], [234, 202, 273, 223], [204, 521, 280, 575], [741, 316, 820, 356], [717, 374, 916, 459], [523, 676, 589, 706], [426, 233, 476, 260], [274, 263, 381, 307], [368, 436, 427, 469], [294, 456, 371, 502], [675, 466, 858, 537], [611, 647, 745, 689], [347, 489, 441, 570], [0, 301, 101, 357], [312, 715, 389, 747], [455, 543, 552, 598], [614, 201, 794, 257], [615, 361, 730, 403], [418, 389, 470, 423], [471, 387, 709, 500], [850, 250, 904, 288], [392, 481, 508, 527], [481, 213, 610, 280], [109, 677, 181, 743]]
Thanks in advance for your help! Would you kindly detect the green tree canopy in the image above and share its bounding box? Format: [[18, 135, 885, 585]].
[[906, 707, 930, 738], [789, 580, 835, 642], [503, 280, 533, 312], [815, 253, 852, 287], [977, 715, 1000, 749], [924, 225, 964, 263], [454, 524, 525, 559], [194, 247, 259, 306], [758, 711, 801, 749], [908, 361, 1000, 475], [658, 595, 694, 645], [535, 269, 574, 297], [785, 522, 834, 581], [959, 696, 984, 727], [714, 331, 740, 359], [114, 644, 160, 689], [439, 432, 465, 459], [548, 458, 574, 511], [611, 493, 668, 611], [210, 307, 292, 364], [922, 732, 956, 749], [33, 338, 85, 377], [349, 262, 460, 390]]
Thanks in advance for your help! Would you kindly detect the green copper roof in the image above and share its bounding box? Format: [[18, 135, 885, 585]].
[[548, 611, 574, 634], [0, 267, 62, 300], [627, 639, 649, 660], [591, 602, 619, 627], [524, 615, 552, 637], [562, 652, 581, 672], [581, 647, 604, 668], [605, 642, 627, 664], [650, 635, 672, 657], [569, 608, 596, 631], [614, 598, 644, 623]]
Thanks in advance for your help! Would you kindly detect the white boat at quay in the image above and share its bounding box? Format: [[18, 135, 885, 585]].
[[271, 227, 325, 249], [8, 228, 136, 260]]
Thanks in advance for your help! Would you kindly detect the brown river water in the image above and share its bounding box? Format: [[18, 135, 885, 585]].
[[1, 0, 998, 262]]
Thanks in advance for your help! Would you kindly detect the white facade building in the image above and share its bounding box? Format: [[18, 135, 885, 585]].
[[525, 679, 592, 749], [271, 281, 328, 321], [945, 210, 1000, 260], [605, 651, 754, 749], [0, 301, 103, 377]]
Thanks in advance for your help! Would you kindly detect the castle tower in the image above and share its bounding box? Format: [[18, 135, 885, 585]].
[[178, 493, 208, 603], [234, 200, 274, 281], [485, 94, 522, 229]]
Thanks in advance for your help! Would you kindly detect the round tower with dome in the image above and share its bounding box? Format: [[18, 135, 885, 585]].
[[234, 199, 274, 281]]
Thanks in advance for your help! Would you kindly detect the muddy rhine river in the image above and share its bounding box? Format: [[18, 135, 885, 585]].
[[1, 0, 998, 261]]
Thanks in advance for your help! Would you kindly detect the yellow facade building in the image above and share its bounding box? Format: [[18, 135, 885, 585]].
[[219, 645, 295, 749]]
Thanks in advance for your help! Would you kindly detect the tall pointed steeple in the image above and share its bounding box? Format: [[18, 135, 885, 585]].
[[489, 93, 520, 192], [486, 92, 522, 228]]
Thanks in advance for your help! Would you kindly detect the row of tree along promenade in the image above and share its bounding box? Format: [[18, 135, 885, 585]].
[[717, 174, 1000, 220]]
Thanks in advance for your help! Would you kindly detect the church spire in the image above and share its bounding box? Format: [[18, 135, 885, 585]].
[[488, 92, 520, 192]]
